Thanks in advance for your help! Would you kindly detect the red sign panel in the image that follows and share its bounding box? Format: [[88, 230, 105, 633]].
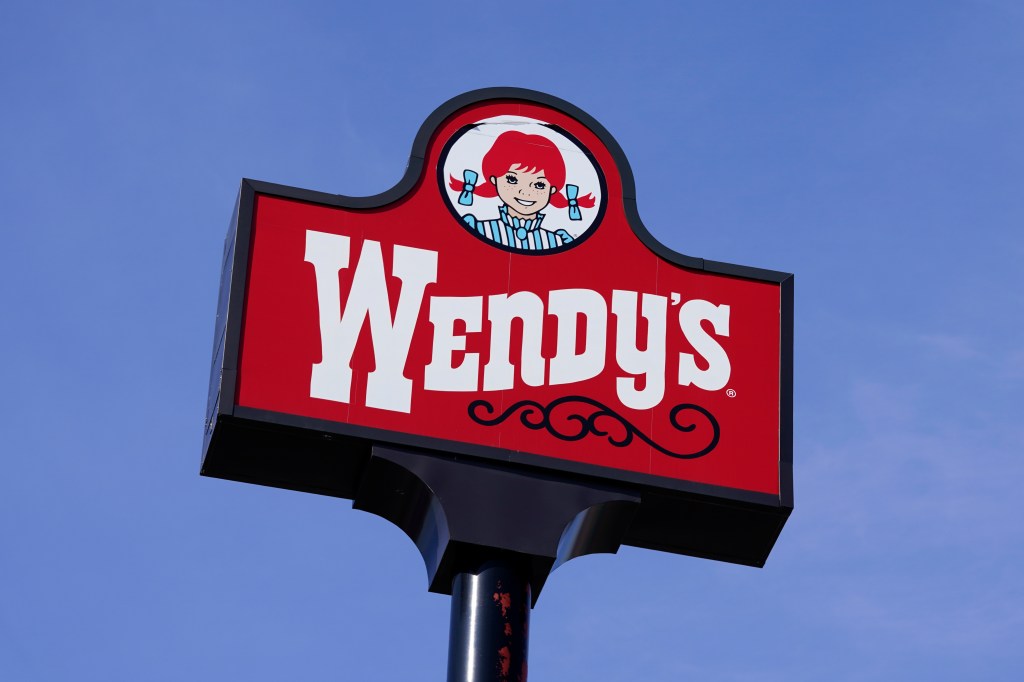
[[203, 89, 793, 566]]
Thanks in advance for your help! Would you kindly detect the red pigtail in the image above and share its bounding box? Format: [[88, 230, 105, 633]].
[[549, 191, 596, 210]]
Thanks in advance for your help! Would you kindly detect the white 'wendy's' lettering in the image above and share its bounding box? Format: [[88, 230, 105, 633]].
[[303, 230, 731, 414]]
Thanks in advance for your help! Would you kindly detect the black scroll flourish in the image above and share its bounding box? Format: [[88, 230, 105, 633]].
[[467, 396, 720, 460]]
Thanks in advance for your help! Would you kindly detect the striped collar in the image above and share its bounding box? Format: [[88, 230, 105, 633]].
[[499, 203, 545, 234]]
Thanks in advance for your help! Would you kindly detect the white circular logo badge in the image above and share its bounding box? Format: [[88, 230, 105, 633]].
[[438, 115, 607, 255]]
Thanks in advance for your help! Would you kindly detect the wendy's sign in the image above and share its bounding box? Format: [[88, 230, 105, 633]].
[[202, 89, 793, 589]]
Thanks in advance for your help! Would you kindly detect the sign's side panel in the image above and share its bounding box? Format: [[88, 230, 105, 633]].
[[779, 274, 795, 509], [202, 191, 243, 464]]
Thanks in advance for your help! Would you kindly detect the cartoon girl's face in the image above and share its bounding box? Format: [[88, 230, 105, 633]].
[[490, 165, 557, 218]]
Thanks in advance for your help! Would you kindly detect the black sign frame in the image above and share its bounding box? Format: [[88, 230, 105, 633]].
[[202, 88, 794, 592]]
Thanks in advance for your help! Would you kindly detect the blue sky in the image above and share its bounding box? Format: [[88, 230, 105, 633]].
[[2, 1, 1022, 679]]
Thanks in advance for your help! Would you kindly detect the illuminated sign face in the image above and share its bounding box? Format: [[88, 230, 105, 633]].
[[204, 89, 793, 566]]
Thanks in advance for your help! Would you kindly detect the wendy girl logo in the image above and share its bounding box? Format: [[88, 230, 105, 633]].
[[439, 115, 608, 254]]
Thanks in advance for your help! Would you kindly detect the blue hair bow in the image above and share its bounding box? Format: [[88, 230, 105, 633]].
[[566, 184, 582, 221], [458, 169, 478, 206]]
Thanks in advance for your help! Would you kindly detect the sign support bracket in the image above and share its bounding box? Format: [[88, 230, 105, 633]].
[[353, 445, 641, 603]]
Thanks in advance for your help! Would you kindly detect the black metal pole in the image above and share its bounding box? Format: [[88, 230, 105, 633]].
[[447, 560, 531, 682]]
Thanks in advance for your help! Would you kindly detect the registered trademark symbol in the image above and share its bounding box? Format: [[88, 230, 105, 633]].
[[726, 389, 737, 398]]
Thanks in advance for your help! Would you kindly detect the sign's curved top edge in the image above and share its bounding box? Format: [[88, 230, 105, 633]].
[[241, 87, 793, 285]]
